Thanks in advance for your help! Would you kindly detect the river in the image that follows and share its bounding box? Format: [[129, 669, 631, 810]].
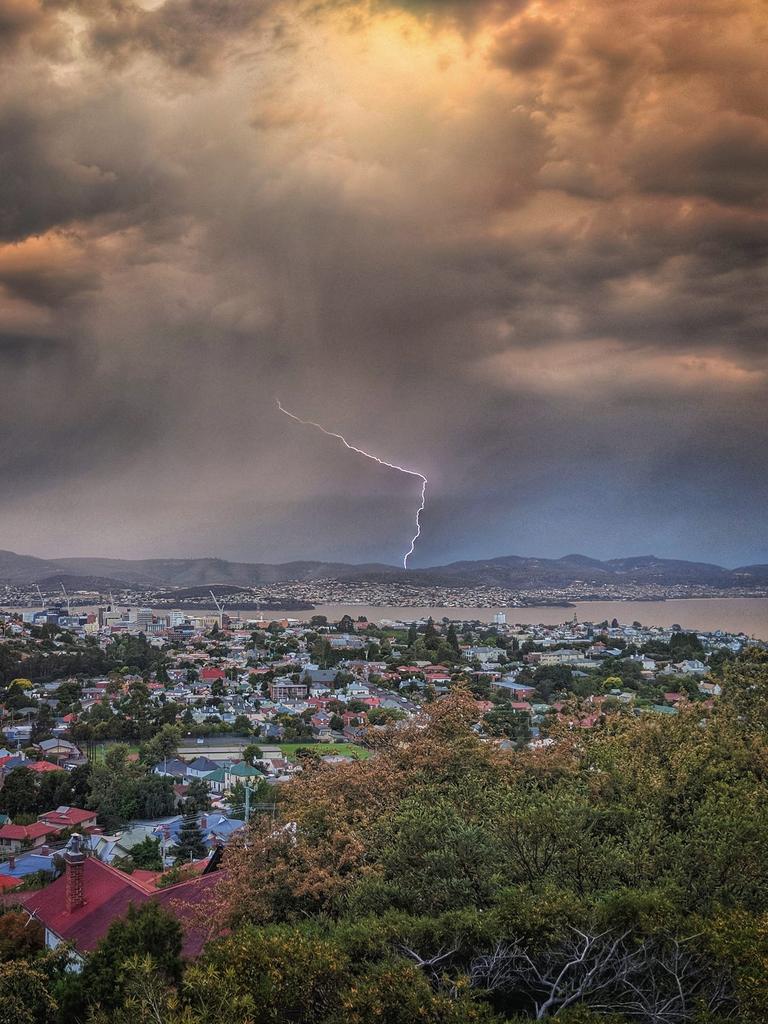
[[284, 598, 768, 638], [6, 597, 767, 639]]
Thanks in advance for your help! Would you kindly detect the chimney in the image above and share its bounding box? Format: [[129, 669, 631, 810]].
[[200, 815, 208, 829], [64, 833, 86, 913], [8, 856, 15, 870], [41, 846, 50, 856]]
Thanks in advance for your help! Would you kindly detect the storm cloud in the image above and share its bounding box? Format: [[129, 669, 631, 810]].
[[1, 0, 767, 566]]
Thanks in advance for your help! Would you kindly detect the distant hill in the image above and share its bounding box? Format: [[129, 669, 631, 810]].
[[0, 548, 762, 591]]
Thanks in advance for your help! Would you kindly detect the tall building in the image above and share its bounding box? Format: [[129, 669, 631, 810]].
[[493, 611, 507, 626], [135, 607, 154, 629]]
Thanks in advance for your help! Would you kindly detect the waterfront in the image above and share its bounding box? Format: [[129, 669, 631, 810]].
[[5, 597, 768, 640], [287, 598, 768, 638]]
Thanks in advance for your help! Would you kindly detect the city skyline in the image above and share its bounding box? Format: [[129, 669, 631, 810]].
[[2, 0, 767, 566]]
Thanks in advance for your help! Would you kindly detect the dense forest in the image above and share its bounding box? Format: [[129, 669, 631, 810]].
[[5, 651, 768, 1023]]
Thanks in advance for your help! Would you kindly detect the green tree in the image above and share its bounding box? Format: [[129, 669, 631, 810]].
[[139, 724, 181, 765], [173, 811, 207, 865], [229, 780, 246, 820], [0, 959, 58, 1024], [721, 648, 768, 730], [58, 902, 182, 1020], [233, 714, 252, 734], [0, 767, 39, 817], [183, 778, 212, 816], [128, 836, 163, 871], [0, 910, 44, 962]]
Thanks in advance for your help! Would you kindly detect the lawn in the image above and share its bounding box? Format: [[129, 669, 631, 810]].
[[261, 742, 371, 761], [88, 741, 141, 763]]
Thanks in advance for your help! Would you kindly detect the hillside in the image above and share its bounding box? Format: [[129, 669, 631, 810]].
[[0, 548, 761, 590]]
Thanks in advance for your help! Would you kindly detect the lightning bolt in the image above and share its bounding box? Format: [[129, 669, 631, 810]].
[[276, 398, 427, 569]]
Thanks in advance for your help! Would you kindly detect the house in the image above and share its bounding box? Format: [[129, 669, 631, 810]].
[[153, 757, 190, 779], [678, 659, 708, 675], [464, 646, 505, 665], [310, 711, 332, 739], [301, 669, 336, 691], [24, 834, 221, 965], [0, 850, 57, 884], [0, 821, 60, 853], [28, 760, 67, 775], [187, 756, 220, 778], [343, 724, 367, 742], [200, 667, 226, 684], [490, 680, 536, 699], [153, 813, 244, 853], [34, 738, 84, 766], [88, 825, 159, 865], [224, 762, 266, 789], [202, 767, 228, 795], [698, 680, 722, 697], [38, 806, 98, 832], [663, 659, 708, 677]]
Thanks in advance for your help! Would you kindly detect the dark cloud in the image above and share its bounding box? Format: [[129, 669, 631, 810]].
[[0, 332, 64, 362], [86, 0, 278, 74], [629, 114, 768, 206], [0, 91, 182, 242], [0, 0, 766, 565], [491, 17, 562, 72]]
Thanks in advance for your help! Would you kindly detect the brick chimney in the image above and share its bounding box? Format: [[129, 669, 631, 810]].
[[64, 833, 85, 913], [8, 855, 15, 870]]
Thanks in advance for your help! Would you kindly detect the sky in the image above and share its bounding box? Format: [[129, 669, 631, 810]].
[[1, 0, 767, 568]]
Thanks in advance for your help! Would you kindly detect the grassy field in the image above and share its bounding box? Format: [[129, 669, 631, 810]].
[[262, 742, 371, 761], [87, 740, 371, 764], [88, 741, 141, 763]]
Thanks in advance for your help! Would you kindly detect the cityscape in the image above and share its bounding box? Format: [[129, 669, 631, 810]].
[[2, 0, 767, 1019]]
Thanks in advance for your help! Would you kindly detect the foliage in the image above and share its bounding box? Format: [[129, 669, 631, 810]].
[[14, 654, 768, 1023], [0, 910, 44, 961], [129, 836, 164, 871], [182, 778, 212, 817], [0, 959, 59, 1024], [56, 902, 182, 1020], [173, 813, 207, 865], [86, 744, 175, 830]]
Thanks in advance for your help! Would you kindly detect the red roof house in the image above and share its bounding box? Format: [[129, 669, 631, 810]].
[[24, 840, 221, 961], [0, 821, 60, 853], [38, 806, 98, 831], [200, 667, 225, 682], [27, 761, 65, 774]]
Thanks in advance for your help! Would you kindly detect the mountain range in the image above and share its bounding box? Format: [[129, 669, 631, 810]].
[[1, 549, 768, 591]]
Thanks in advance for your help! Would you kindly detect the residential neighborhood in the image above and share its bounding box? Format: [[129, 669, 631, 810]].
[[0, 600, 759, 972]]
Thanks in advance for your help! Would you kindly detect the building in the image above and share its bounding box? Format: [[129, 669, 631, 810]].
[[24, 834, 220, 966], [34, 738, 84, 766], [224, 762, 265, 789], [186, 756, 220, 778], [269, 679, 307, 702], [0, 821, 60, 853], [38, 806, 98, 831], [310, 711, 332, 739]]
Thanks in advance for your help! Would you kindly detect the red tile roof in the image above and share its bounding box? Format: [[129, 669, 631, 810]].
[[28, 761, 65, 774], [201, 667, 225, 680], [38, 807, 97, 829], [0, 822, 59, 842], [24, 856, 220, 957]]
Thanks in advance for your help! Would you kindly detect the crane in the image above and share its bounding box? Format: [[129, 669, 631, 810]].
[[35, 584, 44, 608], [59, 582, 71, 616], [209, 590, 228, 630]]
